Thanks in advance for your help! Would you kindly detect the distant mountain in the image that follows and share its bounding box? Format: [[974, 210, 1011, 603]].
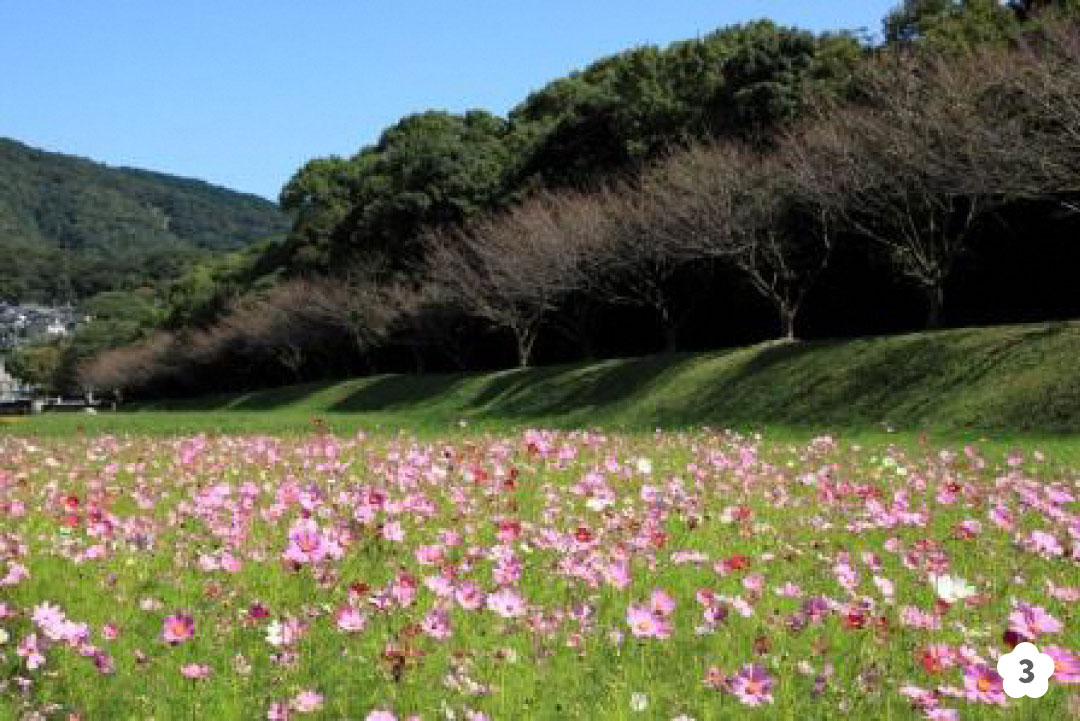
[[0, 137, 289, 303]]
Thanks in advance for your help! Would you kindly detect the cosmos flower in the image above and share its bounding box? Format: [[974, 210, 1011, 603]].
[[335, 606, 367, 633], [180, 663, 211, 680], [421, 609, 452, 640], [730, 664, 774, 706], [962, 664, 1006, 705], [291, 690, 324, 714], [162, 614, 194, 644], [1043, 646, 1080, 684], [929, 574, 976, 605], [486, 588, 526, 619], [1008, 602, 1064, 641], [627, 604, 671, 639]]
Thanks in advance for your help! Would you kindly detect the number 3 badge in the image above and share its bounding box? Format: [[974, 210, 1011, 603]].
[[997, 642, 1056, 699]]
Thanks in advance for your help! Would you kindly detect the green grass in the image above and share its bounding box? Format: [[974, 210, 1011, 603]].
[[6, 320, 1080, 440]]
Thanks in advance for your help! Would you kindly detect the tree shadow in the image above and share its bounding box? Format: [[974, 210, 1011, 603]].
[[462, 352, 700, 418]]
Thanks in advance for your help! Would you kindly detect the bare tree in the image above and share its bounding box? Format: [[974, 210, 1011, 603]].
[[577, 181, 703, 352], [795, 50, 1033, 329], [423, 192, 586, 367], [643, 140, 833, 341]]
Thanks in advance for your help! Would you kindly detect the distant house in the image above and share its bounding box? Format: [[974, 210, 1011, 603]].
[[0, 357, 29, 400]]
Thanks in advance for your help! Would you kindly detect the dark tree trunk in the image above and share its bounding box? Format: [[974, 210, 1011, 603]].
[[925, 283, 945, 330], [778, 303, 798, 341]]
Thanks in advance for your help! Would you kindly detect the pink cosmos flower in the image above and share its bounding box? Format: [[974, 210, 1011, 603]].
[[381, 520, 404, 542], [390, 573, 418, 607], [899, 684, 939, 712], [1044, 645, 1080, 683], [1028, 530, 1064, 557], [291, 690, 324, 714], [162, 613, 194, 644], [17, 632, 45, 670], [455, 581, 486, 611], [335, 607, 367, 633], [486, 588, 526, 618], [421, 609, 452, 640], [900, 606, 940, 630], [266, 701, 291, 721], [180, 663, 211, 680], [774, 582, 803, 598], [365, 711, 397, 721], [650, 589, 676, 617], [1008, 603, 1063, 641], [283, 518, 340, 565], [962, 664, 1006, 705], [742, 575, 765, 595], [626, 604, 672, 639], [730, 664, 774, 706], [919, 644, 956, 674]]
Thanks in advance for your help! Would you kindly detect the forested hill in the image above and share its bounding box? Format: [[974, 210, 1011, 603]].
[[0, 137, 289, 303]]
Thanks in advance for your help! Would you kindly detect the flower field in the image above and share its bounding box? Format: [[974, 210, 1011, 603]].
[[0, 428, 1077, 720]]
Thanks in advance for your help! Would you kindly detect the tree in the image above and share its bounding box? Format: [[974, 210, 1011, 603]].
[[424, 192, 586, 367], [800, 49, 1037, 328], [645, 140, 833, 341], [277, 111, 515, 276]]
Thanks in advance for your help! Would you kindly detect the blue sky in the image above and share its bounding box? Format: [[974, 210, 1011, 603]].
[[1, 1, 898, 201]]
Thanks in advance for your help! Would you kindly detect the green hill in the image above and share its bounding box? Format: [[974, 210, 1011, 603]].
[[0, 137, 288, 302], [13, 320, 1079, 437]]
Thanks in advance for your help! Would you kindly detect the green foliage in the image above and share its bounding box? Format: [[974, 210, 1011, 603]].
[[880, 0, 1080, 48], [509, 22, 862, 188], [278, 111, 514, 273], [269, 22, 863, 278], [10, 289, 166, 393], [5, 341, 64, 393], [0, 138, 289, 303]]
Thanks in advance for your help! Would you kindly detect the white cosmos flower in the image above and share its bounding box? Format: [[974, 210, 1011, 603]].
[[266, 620, 285, 646], [636, 457, 653, 475], [630, 692, 648, 712], [929, 574, 976, 603]]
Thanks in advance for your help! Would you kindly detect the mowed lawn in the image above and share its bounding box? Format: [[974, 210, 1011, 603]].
[[1, 426, 1078, 720]]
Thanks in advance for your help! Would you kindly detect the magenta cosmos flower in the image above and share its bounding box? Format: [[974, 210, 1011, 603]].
[[1044, 646, 1080, 684], [162, 613, 194, 644], [283, 518, 337, 564], [730, 664, 774, 706], [963, 664, 1006, 705], [1008, 603, 1063, 642], [626, 604, 672, 639]]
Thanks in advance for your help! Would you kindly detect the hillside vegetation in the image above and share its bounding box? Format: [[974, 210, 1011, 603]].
[[79, 4, 1080, 402], [0, 137, 288, 302]]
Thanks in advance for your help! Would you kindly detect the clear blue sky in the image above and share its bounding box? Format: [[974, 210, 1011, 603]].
[[1, 1, 898, 201]]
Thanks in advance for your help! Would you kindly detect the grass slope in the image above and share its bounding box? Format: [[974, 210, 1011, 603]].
[[8, 320, 1080, 438]]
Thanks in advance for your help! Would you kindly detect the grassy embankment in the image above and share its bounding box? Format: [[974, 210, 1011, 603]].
[[5, 320, 1080, 446]]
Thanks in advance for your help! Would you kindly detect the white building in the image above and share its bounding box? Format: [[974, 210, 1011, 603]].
[[0, 358, 29, 400]]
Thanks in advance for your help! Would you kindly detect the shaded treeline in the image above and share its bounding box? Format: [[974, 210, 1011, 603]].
[[81, 7, 1080, 398]]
